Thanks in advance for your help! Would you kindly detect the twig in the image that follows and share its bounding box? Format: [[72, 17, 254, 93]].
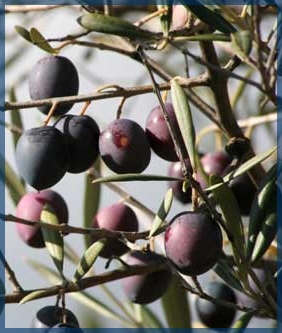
[[0, 120, 23, 135], [5, 5, 65, 13], [1, 213, 166, 242], [175, 270, 267, 317], [170, 41, 270, 96], [134, 8, 167, 27], [88, 168, 157, 222], [5, 261, 168, 304], [4, 78, 207, 111], [42, 36, 223, 129], [199, 40, 265, 185], [196, 113, 277, 146], [0, 251, 23, 293], [138, 47, 189, 173]]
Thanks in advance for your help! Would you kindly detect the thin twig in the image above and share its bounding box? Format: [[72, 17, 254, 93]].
[[196, 112, 277, 146], [0, 251, 23, 293], [5, 261, 168, 304], [1, 213, 166, 242], [4, 78, 208, 111], [5, 5, 65, 13]]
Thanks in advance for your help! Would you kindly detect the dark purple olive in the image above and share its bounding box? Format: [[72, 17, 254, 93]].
[[15, 126, 68, 190], [29, 55, 79, 115], [31, 306, 79, 329], [121, 250, 172, 304], [146, 103, 186, 161], [165, 211, 223, 276], [196, 281, 237, 328], [90, 202, 139, 258], [167, 159, 192, 203], [99, 118, 151, 174], [54, 114, 100, 173]]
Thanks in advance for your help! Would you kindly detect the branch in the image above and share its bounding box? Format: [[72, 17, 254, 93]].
[[4, 77, 207, 111], [5, 5, 65, 13], [0, 251, 23, 293], [199, 40, 266, 184], [5, 261, 167, 304], [196, 112, 277, 146], [1, 213, 166, 242]]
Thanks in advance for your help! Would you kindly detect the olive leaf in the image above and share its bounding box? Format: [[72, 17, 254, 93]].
[[92, 173, 182, 184], [157, 2, 172, 36], [205, 146, 277, 192], [171, 79, 196, 170], [19, 289, 51, 305], [30, 28, 56, 54], [84, 159, 101, 248], [139, 305, 164, 328], [183, 1, 236, 34], [177, 33, 231, 42], [148, 188, 173, 238], [213, 259, 244, 293], [40, 204, 64, 275], [231, 30, 252, 61], [229, 311, 255, 331], [246, 164, 277, 262], [8, 87, 24, 150], [210, 174, 245, 256], [14, 25, 32, 42], [250, 209, 276, 264], [4, 158, 26, 206], [77, 13, 160, 42], [73, 238, 106, 283], [161, 275, 191, 328], [224, 146, 277, 181]]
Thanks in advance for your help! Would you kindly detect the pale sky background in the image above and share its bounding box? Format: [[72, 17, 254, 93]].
[[4, 5, 276, 328]]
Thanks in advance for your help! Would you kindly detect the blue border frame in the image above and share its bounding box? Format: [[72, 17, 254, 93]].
[[2, 0, 281, 331], [1, 0, 5, 329]]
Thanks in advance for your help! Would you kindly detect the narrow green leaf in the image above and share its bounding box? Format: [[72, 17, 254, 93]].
[[157, 2, 172, 36], [30, 28, 56, 54], [251, 209, 277, 264], [184, 2, 236, 34], [210, 174, 245, 254], [230, 311, 254, 331], [26, 259, 62, 284], [72, 291, 133, 327], [149, 188, 173, 238], [3, 158, 26, 206], [175, 33, 231, 42], [224, 146, 277, 181], [77, 13, 159, 41], [205, 146, 277, 192], [231, 30, 252, 60], [140, 305, 164, 328], [40, 204, 64, 274], [92, 173, 182, 184], [26, 259, 132, 327], [5, 44, 28, 70], [247, 164, 277, 261], [171, 79, 196, 170], [84, 161, 101, 248], [161, 275, 191, 328], [213, 259, 244, 292], [19, 289, 50, 305], [73, 239, 106, 283], [9, 87, 24, 149], [14, 25, 32, 42]]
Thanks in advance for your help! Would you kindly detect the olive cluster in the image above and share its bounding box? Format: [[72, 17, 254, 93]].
[[14, 54, 262, 329]]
